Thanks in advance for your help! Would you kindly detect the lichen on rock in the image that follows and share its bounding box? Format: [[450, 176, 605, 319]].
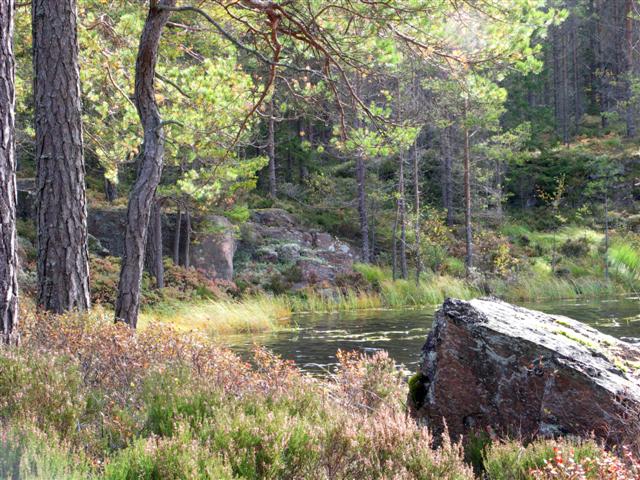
[[409, 298, 640, 446]]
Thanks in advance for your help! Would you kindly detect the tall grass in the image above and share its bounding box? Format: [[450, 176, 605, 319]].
[[609, 242, 640, 292], [284, 289, 382, 312], [494, 275, 623, 302], [380, 276, 479, 308], [139, 295, 292, 335]]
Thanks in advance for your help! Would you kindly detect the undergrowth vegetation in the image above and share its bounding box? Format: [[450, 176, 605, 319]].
[[0, 310, 638, 479]]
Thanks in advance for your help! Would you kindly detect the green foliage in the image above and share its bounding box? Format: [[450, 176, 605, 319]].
[[482, 438, 602, 480], [560, 237, 590, 258], [0, 426, 92, 480], [0, 314, 475, 479]]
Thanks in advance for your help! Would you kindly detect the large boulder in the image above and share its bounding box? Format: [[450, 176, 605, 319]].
[[409, 298, 640, 446]]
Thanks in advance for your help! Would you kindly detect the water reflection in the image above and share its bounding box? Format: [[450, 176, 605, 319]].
[[223, 298, 640, 375]]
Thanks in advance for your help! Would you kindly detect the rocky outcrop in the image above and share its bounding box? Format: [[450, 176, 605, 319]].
[[189, 215, 236, 281], [236, 208, 357, 290], [409, 298, 640, 446], [87, 208, 127, 256], [17, 191, 354, 287]]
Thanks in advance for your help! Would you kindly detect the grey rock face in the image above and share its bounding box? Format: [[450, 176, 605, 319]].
[[236, 208, 357, 288], [189, 215, 236, 281], [409, 298, 640, 446]]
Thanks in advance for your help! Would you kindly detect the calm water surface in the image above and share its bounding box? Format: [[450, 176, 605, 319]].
[[224, 297, 640, 375]]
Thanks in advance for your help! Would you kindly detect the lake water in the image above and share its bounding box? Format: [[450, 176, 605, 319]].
[[224, 297, 640, 375]]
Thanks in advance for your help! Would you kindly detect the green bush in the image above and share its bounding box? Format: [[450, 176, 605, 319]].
[[560, 237, 590, 258], [483, 438, 602, 480], [0, 352, 84, 435], [353, 263, 388, 288], [0, 426, 91, 480]]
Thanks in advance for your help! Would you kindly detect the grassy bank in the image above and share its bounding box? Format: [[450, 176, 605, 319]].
[[136, 272, 624, 336], [139, 295, 292, 335], [1, 310, 637, 479], [87, 225, 639, 337]]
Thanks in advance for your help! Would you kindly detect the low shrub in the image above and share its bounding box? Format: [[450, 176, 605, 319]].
[[0, 425, 91, 479], [560, 237, 590, 258], [483, 438, 602, 480], [1, 309, 638, 479], [1, 309, 476, 479]]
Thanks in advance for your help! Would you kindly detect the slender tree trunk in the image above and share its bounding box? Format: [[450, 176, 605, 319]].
[[115, 1, 175, 327], [495, 158, 503, 221], [184, 208, 191, 269], [392, 202, 398, 280], [442, 126, 454, 226], [398, 154, 408, 280], [463, 99, 473, 275], [561, 33, 570, 144], [33, 0, 90, 313], [370, 196, 376, 262], [104, 177, 117, 203], [604, 182, 610, 282], [625, 0, 636, 137], [0, 0, 18, 344], [356, 155, 370, 263], [413, 142, 422, 284], [173, 204, 181, 265], [571, 8, 581, 133], [267, 99, 276, 198], [145, 198, 164, 289], [286, 143, 293, 183]]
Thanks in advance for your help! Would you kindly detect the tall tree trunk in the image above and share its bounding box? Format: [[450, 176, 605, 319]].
[[0, 0, 18, 344], [370, 195, 376, 262], [495, 158, 503, 221], [398, 154, 408, 280], [625, 0, 636, 137], [267, 99, 276, 198], [173, 204, 181, 265], [392, 201, 398, 280], [463, 99, 473, 275], [115, 1, 175, 327], [413, 142, 422, 284], [561, 33, 570, 144], [33, 0, 90, 313], [604, 178, 610, 282], [442, 126, 454, 226], [571, 6, 581, 133], [184, 208, 191, 269], [145, 198, 164, 289], [356, 156, 370, 263]]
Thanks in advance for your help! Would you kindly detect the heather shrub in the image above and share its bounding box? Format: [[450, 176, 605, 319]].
[[0, 350, 84, 435], [560, 237, 590, 258], [104, 431, 233, 480], [2, 309, 637, 479], [0, 425, 92, 479], [529, 444, 640, 479], [483, 438, 603, 480], [89, 255, 230, 308]]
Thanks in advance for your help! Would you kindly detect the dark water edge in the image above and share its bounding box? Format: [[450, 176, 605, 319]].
[[222, 297, 640, 375]]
